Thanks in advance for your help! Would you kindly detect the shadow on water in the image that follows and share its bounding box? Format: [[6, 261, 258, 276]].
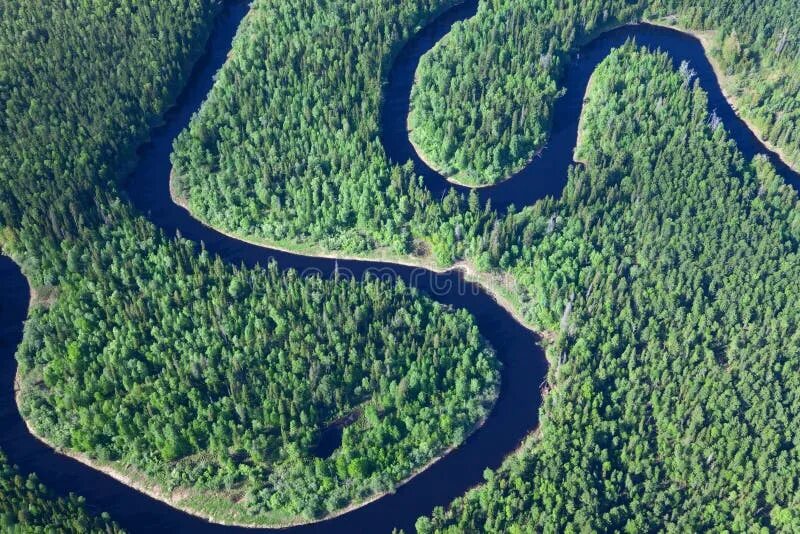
[[1, 0, 799, 532], [312, 426, 343, 460]]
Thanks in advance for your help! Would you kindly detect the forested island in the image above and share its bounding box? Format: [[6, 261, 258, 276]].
[[2, 0, 800, 531]]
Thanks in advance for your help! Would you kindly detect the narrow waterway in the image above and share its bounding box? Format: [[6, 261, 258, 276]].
[[1, 0, 798, 532], [381, 5, 800, 205]]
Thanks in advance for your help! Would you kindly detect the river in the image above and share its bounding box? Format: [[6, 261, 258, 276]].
[[1, 0, 798, 532]]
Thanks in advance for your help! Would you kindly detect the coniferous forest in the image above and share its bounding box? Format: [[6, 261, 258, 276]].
[[420, 43, 800, 532], [409, 0, 800, 184], [2, 0, 800, 531], [0, 452, 122, 532], [1, 0, 497, 525], [171, 0, 461, 255], [409, 0, 646, 185]]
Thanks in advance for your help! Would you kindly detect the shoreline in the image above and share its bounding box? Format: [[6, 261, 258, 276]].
[[406, 74, 546, 189], [572, 66, 597, 167], [407, 126, 546, 189], [645, 18, 799, 175], [171, 170, 540, 335], [14, 365, 500, 529]]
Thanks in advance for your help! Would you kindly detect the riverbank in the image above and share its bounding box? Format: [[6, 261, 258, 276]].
[[407, 125, 546, 189], [14, 360, 500, 529], [171, 169, 542, 337], [573, 69, 597, 167], [646, 17, 799, 175], [14, 378, 289, 528]]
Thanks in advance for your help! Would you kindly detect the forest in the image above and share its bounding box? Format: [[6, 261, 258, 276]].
[[661, 0, 800, 170], [19, 238, 497, 521], [0, 452, 121, 532], [419, 44, 800, 531], [0, 0, 497, 525], [409, 0, 647, 185], [171, 0, 465, 256], [3, 0, 800, 530], [409, 0, 800, 184], [172, 0, 800, 259]]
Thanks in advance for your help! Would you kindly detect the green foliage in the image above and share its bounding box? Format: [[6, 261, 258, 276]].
[[0, 0, 219, 527], [0, 0, 220, 284], [168, 0, 553, 265], [18, 233, 499, 518], [1, 0, 499, 524], [410, 0, 647, 185], [5, 0, 800, 529], [425, 44, 800, 531], [0, 452, 122, 533], [171, 0, 461, 254], [656, 0, 800, 169], [410, 0, 800, 185]]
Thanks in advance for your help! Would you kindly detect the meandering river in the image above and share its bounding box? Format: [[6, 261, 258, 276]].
[[1, 0, 798, 532]]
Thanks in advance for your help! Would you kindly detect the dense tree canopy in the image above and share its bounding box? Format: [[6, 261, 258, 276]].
[[18, 223, 497, 521], [4, 0, 800, 530], [0, 452, 121, 533], [660, 0, 800, 170], [172, 0, 462, 254], [409, 0, 646, 185], [0, 0, 220, 284], [0, 0, 220, 527], [0, 0, 498, 525], [170, 2, 800, 527], [420, 44, 800, 532], [169, 0, 540, 266], [410, 0, 800, 184]]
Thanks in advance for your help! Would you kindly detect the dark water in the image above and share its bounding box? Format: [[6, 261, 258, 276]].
[[382, 8, 800, 208], [311, 426, 343, 460], [1, 0, 798, 532]]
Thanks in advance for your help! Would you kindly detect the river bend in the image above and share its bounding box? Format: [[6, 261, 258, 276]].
[[1, 0, 798, 532]]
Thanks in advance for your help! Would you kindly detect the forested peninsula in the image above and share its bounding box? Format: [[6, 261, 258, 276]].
[[2, 0, 800, 531], [1, 0, 497, 526], [410, 0, 800, 185]]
